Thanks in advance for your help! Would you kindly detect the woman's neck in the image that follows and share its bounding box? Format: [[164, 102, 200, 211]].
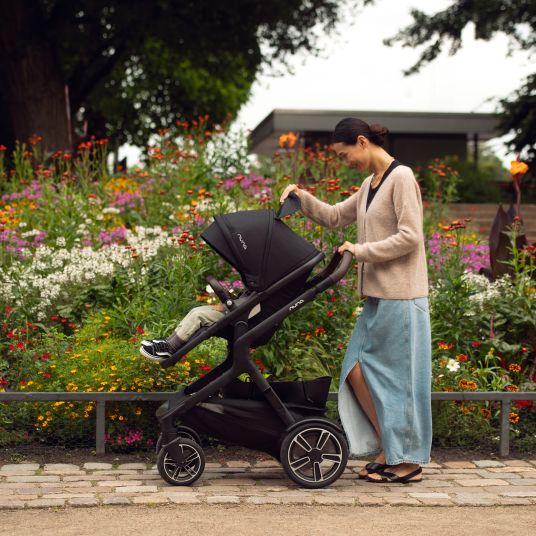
[[369, 149, 394, 177]]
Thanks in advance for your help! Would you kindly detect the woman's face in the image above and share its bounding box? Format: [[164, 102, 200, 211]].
[[333, 136, 371, 171]]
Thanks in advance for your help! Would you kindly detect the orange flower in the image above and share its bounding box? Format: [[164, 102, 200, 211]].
[[278, 131, 297, 149], [509, 412, 520, 424], [510, 160, 529, 177]]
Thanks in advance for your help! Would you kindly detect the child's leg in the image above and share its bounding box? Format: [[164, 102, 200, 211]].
[[174, 305, 225, 342]]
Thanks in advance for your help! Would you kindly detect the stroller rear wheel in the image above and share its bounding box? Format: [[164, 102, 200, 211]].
[[280, 421, 348, 489], [156, 425, 201, 454], [157, 438, 205, 486]]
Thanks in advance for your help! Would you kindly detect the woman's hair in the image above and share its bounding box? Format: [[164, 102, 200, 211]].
[[332, 117, 389, 147]]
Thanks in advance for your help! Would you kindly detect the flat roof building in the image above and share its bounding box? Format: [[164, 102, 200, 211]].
[[249, 109, 500, 167]]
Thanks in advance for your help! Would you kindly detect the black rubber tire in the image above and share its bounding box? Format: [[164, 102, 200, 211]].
[[280, 421, 348, 489], [157, 438, 205, 486], [156, 425, 201, 454]]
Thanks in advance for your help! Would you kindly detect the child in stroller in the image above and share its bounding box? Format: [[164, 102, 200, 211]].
[[139, 287, 261, 361]]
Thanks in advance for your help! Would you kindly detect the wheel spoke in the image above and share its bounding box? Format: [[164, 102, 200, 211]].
[[322, 453, 342, 463], [313, 461, 323, 482], [185, 451, 200, 464], [290, 456, 312, 471], [294, 432, 313, 452], [316, 430, 331, 451]]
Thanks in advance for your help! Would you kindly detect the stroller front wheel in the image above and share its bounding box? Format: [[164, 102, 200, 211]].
[[280, 422, 348, 489], [157, 438, 205, 486], [156, 425, 201, 454]]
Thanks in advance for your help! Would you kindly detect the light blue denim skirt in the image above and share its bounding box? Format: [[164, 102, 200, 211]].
[[338, 297, 432, 465]]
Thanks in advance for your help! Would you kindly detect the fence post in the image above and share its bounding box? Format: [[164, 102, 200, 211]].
[[499, 399, 511, 457], [96, 400, 106, 454]]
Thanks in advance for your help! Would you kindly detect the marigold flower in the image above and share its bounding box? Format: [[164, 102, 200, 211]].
[[509, 412, 520, 424], [456, 354, 468, 362], [508, 363, 522, 373], [505, 384, 519, 392]]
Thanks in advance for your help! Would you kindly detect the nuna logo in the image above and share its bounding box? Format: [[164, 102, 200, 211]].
[[289, 299, 304, 311], [236, 233, 247, 250]]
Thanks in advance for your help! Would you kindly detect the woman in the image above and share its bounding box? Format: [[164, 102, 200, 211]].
[[279, 118, 432, 484]]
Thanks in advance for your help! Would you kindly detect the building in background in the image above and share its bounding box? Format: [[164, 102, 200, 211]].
[[249, 109, 499, 167]]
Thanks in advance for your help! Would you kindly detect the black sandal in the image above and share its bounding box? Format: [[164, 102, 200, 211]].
[[365, 466, 422, 484], [357, 462, 389, 480]]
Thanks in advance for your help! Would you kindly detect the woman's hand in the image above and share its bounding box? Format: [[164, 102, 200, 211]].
[[279, 184, 302, 204], [338, 241, 357, 256]]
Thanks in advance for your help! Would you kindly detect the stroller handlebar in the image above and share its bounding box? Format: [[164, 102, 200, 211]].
[[327, 250, 353, 284]]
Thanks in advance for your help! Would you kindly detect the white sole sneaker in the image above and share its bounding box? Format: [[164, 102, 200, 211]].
[[139, 346, 164, 361]]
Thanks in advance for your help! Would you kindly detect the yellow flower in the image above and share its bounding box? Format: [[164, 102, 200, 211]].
[[37, 415, 44, 421], [509, 364, 522, 373], [509, 412, 520, 424], [506, 384, 519, 392]]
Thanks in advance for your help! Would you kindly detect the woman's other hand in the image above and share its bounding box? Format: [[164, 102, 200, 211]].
[[279, 184, 302, 204], [338, 241, 356, 256]]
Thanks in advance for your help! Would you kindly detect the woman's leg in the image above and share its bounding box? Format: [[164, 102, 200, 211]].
[[346, 363, 385, 477]]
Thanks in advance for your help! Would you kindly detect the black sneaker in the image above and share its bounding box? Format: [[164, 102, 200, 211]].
[[140, 341, 172, 361], [140, 338, 166, 347]]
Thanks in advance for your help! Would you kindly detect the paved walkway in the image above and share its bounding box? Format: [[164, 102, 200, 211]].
[[1, 458, 536, 509]]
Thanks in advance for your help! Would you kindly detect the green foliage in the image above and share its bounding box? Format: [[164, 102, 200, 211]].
[[381, 0, 536, 168]]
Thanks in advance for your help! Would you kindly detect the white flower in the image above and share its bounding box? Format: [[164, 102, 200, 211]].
[[102, 207, 120, 215], [446, 359, 460, 372], [18, 221, 27, 228], [96, 214, 104, 221], [56, 237, 66, 247]]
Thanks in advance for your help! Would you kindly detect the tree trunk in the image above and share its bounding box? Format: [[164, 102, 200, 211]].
[[0, 0, 71, 153]]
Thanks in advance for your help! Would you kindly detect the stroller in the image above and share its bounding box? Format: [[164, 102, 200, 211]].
[[154, 193, 353, 489]]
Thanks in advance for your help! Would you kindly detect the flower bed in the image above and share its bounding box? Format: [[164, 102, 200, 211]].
[[0, 124, 535, 451]]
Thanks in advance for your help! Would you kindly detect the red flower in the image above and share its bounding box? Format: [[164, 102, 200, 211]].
[[16, 342, 25, 350], [327, 311, 334, 317], [514, 400, 532, 409], [51, 315, 58, 321], [6, 331, 14, 338], [135, 326, 145, 334], [68, 323, 75, 328], [60, 318, 67, 324], [41, 372, 51, 379], [41, 353, 50, 360], [8, 344, 15, 351], [0, 378, 8, 385], [128, 337, 139, 343], [471, 341, 482, 348]]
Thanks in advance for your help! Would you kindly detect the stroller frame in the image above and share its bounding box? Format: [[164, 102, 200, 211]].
[[155, 248, 353, 488]]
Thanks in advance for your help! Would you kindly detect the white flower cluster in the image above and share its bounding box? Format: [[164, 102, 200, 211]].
[[465, 274, 514, 308], [0, 225, 180, 321]]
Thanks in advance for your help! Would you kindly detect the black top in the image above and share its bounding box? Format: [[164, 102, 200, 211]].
[[366, 159, 401, 212]]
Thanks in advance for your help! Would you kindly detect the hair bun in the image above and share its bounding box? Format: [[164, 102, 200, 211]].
[[368, 123, 389, 146]]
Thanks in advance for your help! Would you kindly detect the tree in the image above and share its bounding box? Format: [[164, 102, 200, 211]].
[[382, 0, 536, 167], [0, 0, 349, 154]]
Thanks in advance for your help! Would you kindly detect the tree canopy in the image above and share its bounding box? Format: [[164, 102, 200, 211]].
[[0, 0, 350, 153], [382, 0, 536, 166]]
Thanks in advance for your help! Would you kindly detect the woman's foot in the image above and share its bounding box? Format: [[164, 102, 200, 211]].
[[366, 462, 422, 483], [357, 451, 386, 479]]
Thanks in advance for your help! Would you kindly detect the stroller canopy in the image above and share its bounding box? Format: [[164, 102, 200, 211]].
[[201, 209, 320, 291]]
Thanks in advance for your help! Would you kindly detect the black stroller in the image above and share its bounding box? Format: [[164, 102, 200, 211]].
[[154, 193, 353, 489]]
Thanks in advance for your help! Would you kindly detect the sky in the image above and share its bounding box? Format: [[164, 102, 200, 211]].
[[119, 0, 534, 166]]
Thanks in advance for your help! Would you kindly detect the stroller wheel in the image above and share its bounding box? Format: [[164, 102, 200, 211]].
[[157, 438, 205, 486], [156, 425, 201, 453], [280, 422, 348, 489]]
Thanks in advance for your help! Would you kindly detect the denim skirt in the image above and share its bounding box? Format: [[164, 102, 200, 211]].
[[338, 297, 432, 465]]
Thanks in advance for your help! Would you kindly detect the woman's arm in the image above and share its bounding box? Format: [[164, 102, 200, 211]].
[[350, 172, 424, 263], [298, 188, 361, 229]]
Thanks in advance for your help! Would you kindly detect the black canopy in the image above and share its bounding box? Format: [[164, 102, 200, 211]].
[[200, 208, 320, 291]]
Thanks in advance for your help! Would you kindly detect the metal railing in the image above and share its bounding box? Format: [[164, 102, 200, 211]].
[[1, 391, 535, 456]]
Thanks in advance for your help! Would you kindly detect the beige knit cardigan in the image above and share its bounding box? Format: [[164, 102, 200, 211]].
[[298, 165, 429, 299]]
